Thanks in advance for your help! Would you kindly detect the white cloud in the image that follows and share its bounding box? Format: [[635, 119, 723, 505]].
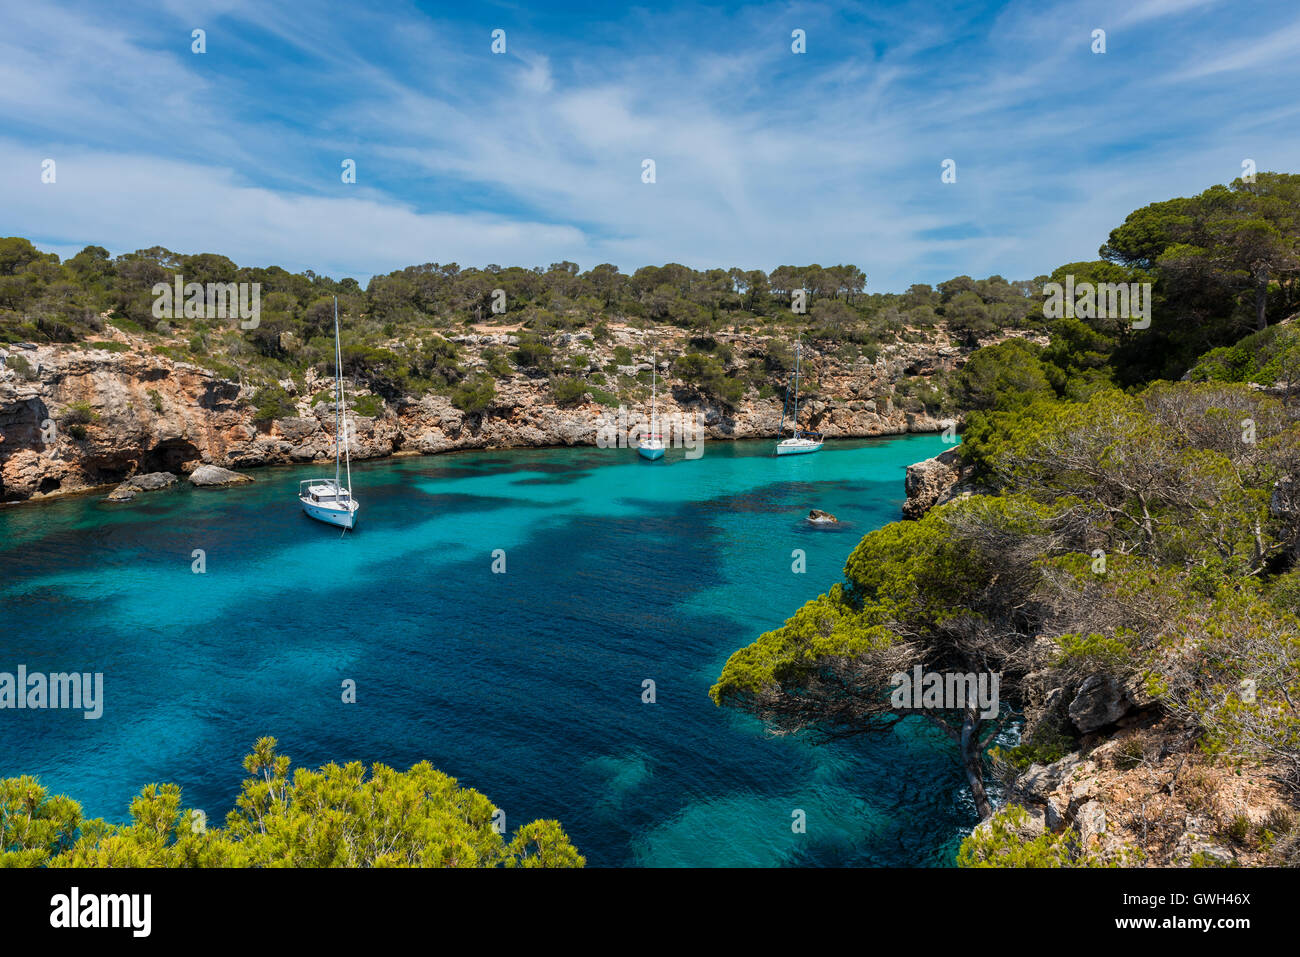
[[1, 0, 1297, 291], [0, 141, 589, 281]]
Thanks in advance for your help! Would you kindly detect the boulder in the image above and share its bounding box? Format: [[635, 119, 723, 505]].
[[1174, 825, 1235, 866], [273, 417, 323, 443], [189, 464, 253, 487], [1068, 675, 1132, 733], [1015, 751, 1084, 803], [1044, 796, 1066, 831], [106, 471, 178, 502], [1076, 801, 1107, 844], [807, 509, 839, 524]]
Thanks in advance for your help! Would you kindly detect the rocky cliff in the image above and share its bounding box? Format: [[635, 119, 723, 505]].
[[900, 455, 1296, 866], [0, 323, 981, 503], [901, 445, 984, 519]]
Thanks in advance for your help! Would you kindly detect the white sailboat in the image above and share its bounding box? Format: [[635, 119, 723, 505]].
[[299, 297, 360, 528], [638, 350, 665, 461], [776, 338, 823, 456]]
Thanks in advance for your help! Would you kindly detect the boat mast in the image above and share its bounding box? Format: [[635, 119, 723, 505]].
[[333, 298, 341, 491], [793, 338, 801, 435], [650, 350, 657, 436], [333, 296, 351, 494]]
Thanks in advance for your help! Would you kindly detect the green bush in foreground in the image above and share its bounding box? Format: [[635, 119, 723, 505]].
[[957, 806, 1136, 867], [1, 737, 584, 868]]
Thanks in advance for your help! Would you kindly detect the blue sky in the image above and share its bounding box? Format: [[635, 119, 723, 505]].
[[2, 0, 1297, 291]]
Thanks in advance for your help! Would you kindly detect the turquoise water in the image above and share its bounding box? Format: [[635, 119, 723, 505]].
[[0, 434, 977, 866]]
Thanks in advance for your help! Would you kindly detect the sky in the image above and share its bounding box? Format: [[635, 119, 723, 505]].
[[1, 0, 1297, 291]]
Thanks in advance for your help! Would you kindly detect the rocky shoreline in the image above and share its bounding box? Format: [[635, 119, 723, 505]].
[[0, 323, 983, 504], [901, 451, 1293, 866]]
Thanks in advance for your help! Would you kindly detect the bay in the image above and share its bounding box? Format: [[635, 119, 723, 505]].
[[0, 433, 975, 866]]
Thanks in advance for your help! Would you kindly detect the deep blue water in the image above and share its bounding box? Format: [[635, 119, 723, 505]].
[[0, 434, 980, 866]]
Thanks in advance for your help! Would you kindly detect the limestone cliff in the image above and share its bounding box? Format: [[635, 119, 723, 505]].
[[0, 323, 981, 503], [901, 445, 983, 519]]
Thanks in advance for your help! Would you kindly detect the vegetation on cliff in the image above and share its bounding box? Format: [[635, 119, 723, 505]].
[[0, 236, 1049, 414], [712, 173, 1300, 866]]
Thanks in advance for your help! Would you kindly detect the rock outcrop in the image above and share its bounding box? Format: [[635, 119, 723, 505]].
[[997, 716, 1295, 865], [0, 324, 1034, 503], [106, 471, 177, 502], [189, 465, 254, 487], [902, 446, 980, 519], [807, 509, 839, 524], [1067, 675, 1136, 733]]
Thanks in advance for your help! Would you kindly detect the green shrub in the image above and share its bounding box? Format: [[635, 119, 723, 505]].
[[674, 352, 745, 407], [252, 385, 296, 422], [1226, 815, 1251, 843], [956, 807, 1077, 867], [1189, 851, 1237, 868], [481, 348, 512, 378], [451, 375, 496, 414], [993, 719, 1075, 772], [512, 334, 554, 371], [550, 377, 589, 406], [5, 353, 36, 380], [63, 401, 97, 425]]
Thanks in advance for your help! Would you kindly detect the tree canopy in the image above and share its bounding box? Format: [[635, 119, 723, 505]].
[[2, 738, 584, 868]]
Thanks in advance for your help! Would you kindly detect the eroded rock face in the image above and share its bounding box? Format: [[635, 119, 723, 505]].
[[1068, 675, 1133, 733], [1075, 800, 1108, 845], [902, 446, 981, 519], [0, 327, 1024, 503]]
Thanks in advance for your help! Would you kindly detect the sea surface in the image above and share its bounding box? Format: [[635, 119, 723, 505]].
[[0, 433, 980, 866]]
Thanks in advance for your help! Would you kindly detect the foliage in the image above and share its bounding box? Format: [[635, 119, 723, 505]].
[[550, 376, 590, 406], [956, 338, 1057, 411], [352, 393, 383, 418], [674, 352, 746, 407], [956, 806, 1125, 867], [5, 738, 583, 868], [451, 374, 496, 414], [4, 353, 35, 379], [251, 385, 297, 422]]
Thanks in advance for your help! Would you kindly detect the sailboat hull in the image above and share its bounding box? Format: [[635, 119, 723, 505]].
[[776, 439, 823, 456], [301, 498, 358, 528], [638, 441, 665, 460]]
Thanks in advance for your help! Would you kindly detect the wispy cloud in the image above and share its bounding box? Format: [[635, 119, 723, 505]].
[[2, 0, 1297, 290]]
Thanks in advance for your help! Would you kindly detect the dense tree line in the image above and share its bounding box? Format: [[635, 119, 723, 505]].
[[3, 173, 1299, 414], [0, 233, 1047, 408]]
